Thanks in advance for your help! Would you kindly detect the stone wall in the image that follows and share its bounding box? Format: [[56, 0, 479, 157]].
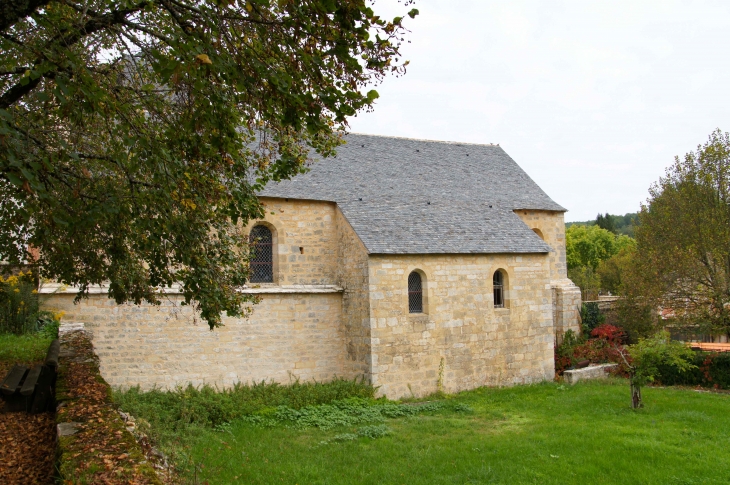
[[335, 208, 372, 378], [39, 198, 580, 397], [43, 291, 351, 390], [515, 210, 581, 340], [250, 198, 339, 285], [514, 209, 567, 281], [552, 280, 582, 341], [366, 253, 555, 398], [41, 197, 359, 391]]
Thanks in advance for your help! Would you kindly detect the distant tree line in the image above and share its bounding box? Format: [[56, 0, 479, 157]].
[[566, 212, 638, 237]]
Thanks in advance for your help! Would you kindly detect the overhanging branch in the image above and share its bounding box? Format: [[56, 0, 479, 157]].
[[0, 0, 52, 33], [0, 0, 151, 109]]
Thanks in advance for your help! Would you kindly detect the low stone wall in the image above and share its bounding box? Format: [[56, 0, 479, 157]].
[[55, 323, 162, 483], [43, 290, 353, 391]]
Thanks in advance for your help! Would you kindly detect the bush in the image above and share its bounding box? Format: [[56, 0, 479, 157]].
[[0, 271, 40, 334], [581, 302, 605, 335], [655, 352, 730, 390], [555, 325, 631, 376]]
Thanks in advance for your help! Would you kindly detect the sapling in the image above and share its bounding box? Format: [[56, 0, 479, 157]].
[[616, 331, 696, 408]]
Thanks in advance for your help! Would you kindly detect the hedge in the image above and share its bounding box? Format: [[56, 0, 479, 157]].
[[655, 351, 730, 390]]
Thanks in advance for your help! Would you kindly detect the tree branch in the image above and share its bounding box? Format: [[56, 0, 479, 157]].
[[0, 1, 151, 109], [0, 0, 52, 33]]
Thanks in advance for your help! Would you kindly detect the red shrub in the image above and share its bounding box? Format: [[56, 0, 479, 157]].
[[590, 324, 625, 344], [555, 325, 632, 377]]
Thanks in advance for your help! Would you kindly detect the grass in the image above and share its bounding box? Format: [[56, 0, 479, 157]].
[[116, 379, 730, 485], [0, 321, 59, 377], [0, 332, 55, 364]]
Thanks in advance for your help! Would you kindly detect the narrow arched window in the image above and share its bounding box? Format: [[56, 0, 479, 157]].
[[493, 271, 504, 308], [408, 272, 423, 314], [249, 225, 273, 283]]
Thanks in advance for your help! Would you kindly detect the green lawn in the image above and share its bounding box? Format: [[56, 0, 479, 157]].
[[0, 332, 54, 366], [121, 379, 730, 485]]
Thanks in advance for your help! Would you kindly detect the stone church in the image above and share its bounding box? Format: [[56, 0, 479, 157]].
[[43, 134, 581, 398]]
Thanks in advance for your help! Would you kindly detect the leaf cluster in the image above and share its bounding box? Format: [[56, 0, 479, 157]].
[[566, 223, 636, 297], [0, 0, 418, 327], [626, 331, 696, 389]]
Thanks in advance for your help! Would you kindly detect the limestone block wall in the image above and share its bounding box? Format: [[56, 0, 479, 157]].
[[249, 198, 339, 285], [515, 210, 581, 341], [552, 280, 582, 341], [335, 209, 372, 378], [515, 210, 568, 280], [42, 291, 352, 390], [367, 253, 555, 399]]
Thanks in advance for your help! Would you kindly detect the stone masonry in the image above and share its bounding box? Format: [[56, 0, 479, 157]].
[[42, 199, 577, 398], [41, 135, 582, 399], [367, 253, 554, 397]]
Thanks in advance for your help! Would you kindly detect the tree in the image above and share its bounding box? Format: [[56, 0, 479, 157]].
[[596, 212, 615, 233], [566, 223, 635, 298], [626, 129, 730, 339], [566, 224, 618, 271], [0, 0, 418, 328], [596, 245, 636, 295], [617, 331, 695, 409]]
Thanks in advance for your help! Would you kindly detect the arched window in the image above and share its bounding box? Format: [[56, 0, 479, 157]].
[[493, 270, 505, 308], [249, 225, 273, 283], [532, 228, 544, 240], [408, 271, 423, 314]]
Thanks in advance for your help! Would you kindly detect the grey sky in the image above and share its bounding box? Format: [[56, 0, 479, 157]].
[[348, 1, 730, 222]]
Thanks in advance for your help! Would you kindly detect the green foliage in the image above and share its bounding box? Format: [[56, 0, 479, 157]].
[[0, 271, 39, 334], [36, 311, 60, 339], [596, 246, 636, 295], [356, 424, 392, 439], [0, 0, 417, 328], [555, 329, 581, 371], [626, 129, 730, 337], [624, 331, 696, 408], [566, 222, 636, 296], [567, 265, 602, 300], [655, 352, 730, 389], [580, 302, 606, 335], [566, 225, 618, 271], [614, 297, 659, 344], [242, 398, 454, 430], [114, 377, 376, 430], [567, 212, 638, 237], [596, 212, 615, 233]]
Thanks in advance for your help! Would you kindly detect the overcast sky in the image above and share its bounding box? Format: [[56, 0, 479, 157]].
[[348, 1, 730, 222]]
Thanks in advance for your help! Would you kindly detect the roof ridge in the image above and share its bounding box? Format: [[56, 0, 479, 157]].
[[345, 132, 501, 147]]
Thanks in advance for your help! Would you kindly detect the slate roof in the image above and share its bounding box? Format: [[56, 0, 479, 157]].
[[259, 134, 565, 254]]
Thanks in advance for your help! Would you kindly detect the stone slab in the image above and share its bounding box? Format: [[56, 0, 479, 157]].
[[564, 364, 618, 385], [57, 422, 82, 437]]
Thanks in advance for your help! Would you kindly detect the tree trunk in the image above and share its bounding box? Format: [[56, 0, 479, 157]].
[[630, 382, 643, 409]]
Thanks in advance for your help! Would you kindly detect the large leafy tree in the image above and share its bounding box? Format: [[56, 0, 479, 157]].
[[0, 0, 418, 327], [565, 223, 635, 298], [626, 129, 730, 338]]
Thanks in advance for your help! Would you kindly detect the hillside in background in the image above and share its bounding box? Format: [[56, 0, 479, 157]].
[[566, 212, 638, 237]]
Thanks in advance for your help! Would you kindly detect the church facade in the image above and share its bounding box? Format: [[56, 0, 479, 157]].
[[42, 134, 581, 398]]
